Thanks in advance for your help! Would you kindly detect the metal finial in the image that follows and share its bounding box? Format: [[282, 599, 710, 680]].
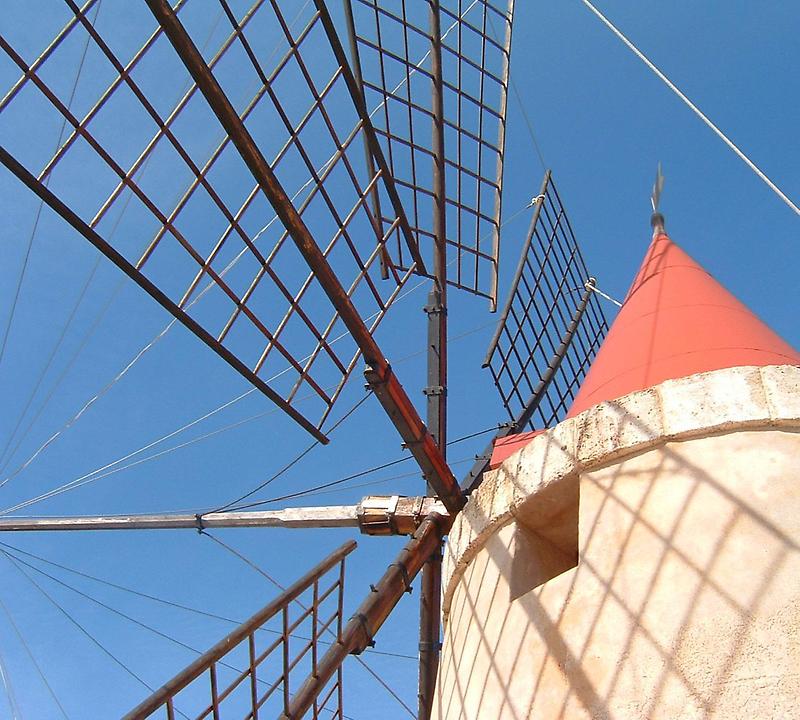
[[650, 163, 665, 234]]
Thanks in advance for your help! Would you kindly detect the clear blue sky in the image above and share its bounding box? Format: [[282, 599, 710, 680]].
[[0, 1, 798, 717]]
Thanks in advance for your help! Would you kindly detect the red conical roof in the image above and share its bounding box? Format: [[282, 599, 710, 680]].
[[566, 231, 800, 417], [488, 227, 800, 470]]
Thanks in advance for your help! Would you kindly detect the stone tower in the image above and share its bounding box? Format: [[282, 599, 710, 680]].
[[433, 221, 800, 719]]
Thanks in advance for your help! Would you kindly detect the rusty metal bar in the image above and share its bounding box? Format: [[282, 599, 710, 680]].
[[280, 512, 448, 720], [143, 0, 463, 513], [418, 2, 448, 715], [122, 540, 355, 720]]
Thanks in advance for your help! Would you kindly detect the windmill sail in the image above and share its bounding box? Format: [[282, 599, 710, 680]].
[[1, 0, 426, 443], [484, 171, 609, 430], [345, 0, 515, 308]]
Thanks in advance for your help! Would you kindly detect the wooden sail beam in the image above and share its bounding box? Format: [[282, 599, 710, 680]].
[[0, 496, 447, 536]]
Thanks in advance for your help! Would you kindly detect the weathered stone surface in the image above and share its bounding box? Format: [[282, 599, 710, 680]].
[[436, 364, 800, 720]]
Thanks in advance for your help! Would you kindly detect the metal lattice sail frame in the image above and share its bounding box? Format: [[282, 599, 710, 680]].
[[0, 2, 615, 719], [1, 0, 427, 443], [484, 170, 609, 431], [344, 0, 515, 308]]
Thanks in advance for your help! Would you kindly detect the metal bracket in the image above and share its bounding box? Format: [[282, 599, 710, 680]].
[[422, 385, 445, 397]]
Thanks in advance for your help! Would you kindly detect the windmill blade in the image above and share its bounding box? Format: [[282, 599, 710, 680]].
[[1, 0, 424, 444], [345, 0, 516, 309], [1, 0, 464, 510], [484, 171, 609, 431]]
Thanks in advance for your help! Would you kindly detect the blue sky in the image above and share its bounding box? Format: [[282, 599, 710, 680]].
[[0, 1, 798, 717]]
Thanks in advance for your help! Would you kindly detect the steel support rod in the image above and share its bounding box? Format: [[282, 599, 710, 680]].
[[144, 0, 464, 514], [280, 512, 449, 720]]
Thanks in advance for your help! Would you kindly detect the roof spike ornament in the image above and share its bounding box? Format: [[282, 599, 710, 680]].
[[650, 161, 666, 236]]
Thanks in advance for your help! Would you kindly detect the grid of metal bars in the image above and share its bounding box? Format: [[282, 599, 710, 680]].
[[484, 171, 609, 430], [123, 540, 354, 720], [345, 0, 515, 308], [0, 0, 424, 442]]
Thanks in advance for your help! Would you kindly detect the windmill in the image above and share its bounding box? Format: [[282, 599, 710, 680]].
[[1, 2, 797, 719]]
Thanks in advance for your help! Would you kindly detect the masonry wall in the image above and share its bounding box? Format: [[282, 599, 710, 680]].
[[434, 366, 800, 720]]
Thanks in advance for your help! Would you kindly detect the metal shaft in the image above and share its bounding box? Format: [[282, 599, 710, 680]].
[[0, 507, 359, 532]]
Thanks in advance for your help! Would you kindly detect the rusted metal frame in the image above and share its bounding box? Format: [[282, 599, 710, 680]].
[[134, 11, 324, 267], [335, 556, 345, 717], [146, 0, 463, 509], [529, 208, 587, 377], [351, 34, 437, 84], [221, 6, 393, 313], [399, 0, 425, 267], [0, 40, 338, 411], [442, 114, 503, 151], [249, 634, 260, 720], [283, 215, 406, 412], [471, 1, 488, 295], [484, 171, 550, 366], [281, 512, 449, 720], [362, 0, 401, 263], [371, 126, 437, 161], [0, 145, 328, 442], [455, 0, 464, 290], [281, 606, 291, 714], [487, 0, 515, 312], [341, 0, 392, 281], [227, 112, 370, 374], [312, 0, 426, 272], [274, 184, 403, 404], [166, 698, 176, 720], [515, 241, 581, 379], [419, 3, 448, 716], [316, 680, 340, 716], [38, 0, 196, 185], [311, 578, 320, 718], [513, 283, 595, 431], [0, 0, 99, 110], [209, 664, 220, 720], [438, 4, 507, 54], [199, 7, 379, 292], [353, 0, 426, 32], [66, 2, 281, 283], [121, 542, 353, 719]]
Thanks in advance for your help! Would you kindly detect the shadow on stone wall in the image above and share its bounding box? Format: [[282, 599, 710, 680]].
[[435, 395, 800, 719]]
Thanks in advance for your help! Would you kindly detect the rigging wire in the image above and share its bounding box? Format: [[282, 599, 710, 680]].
[[0, 544, 358, 718], [203, 532, 416, 719], [223, 425, 500, 513], [0, 1, 103, 374], [207, 390, 374, 515], [0, 539, 415, 662], [0, 643, 21, 720], [0, 595, 70, 720], [0, 258, 501, 516], [577, 0, 800, 218], [0, 0, 488, 494], [2, 552, 158, 702]]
